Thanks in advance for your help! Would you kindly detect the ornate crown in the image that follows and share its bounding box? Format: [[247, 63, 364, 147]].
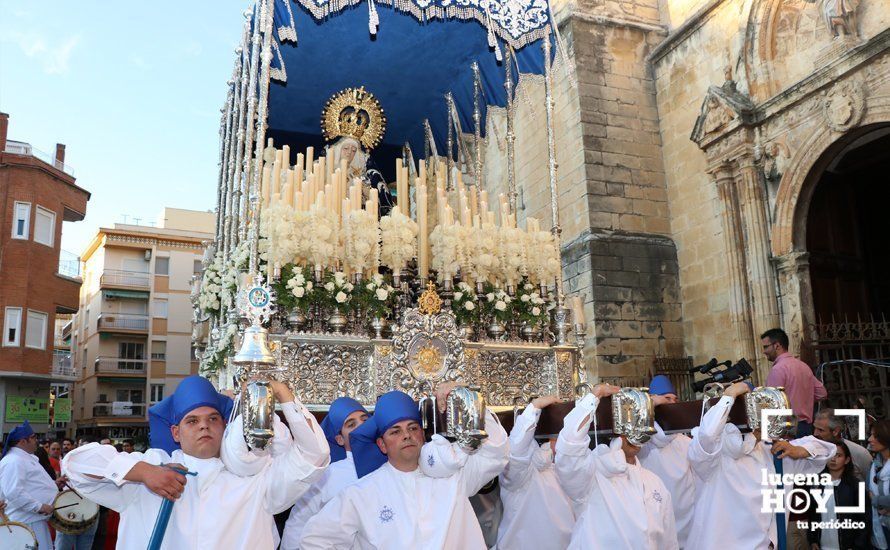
[[321, 87, 386, 150]]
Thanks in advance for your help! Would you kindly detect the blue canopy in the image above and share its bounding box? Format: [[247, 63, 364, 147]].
[[262, 0, 554, 178]]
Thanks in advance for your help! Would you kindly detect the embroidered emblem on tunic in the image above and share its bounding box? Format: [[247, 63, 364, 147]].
[[379, 505, 395, 523], [652, 490, 662, 503], [427, 454, 435, 467]]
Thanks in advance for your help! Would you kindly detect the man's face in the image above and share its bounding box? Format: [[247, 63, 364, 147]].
[[49, 442, 62, 458], [620, 435, 640, 463], [171, 406, 225, 459], [377, 419, 424, 464], [761, 337, 780, 362], [335, 410, 369, 452], [659, 393, 679, 404], [813, 417, 840, 441], [62, 440, 73, 453], [122, 441, 134, 453], [18, 434, 38, 454]]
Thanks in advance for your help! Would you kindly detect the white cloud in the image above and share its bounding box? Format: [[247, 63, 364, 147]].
[[3, 31, 81, 74]]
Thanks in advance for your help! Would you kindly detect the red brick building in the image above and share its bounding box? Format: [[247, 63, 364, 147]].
[[0, 112, 90, 436]]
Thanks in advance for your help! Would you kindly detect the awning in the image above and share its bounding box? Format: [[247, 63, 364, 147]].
[[103, 289, 150, 300]]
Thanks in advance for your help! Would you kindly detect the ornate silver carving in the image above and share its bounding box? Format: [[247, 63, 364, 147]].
[[277, 337, 376, 404], [388, 308, 466, 397]]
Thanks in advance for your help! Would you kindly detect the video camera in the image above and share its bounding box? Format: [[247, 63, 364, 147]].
[[691, 358, 754, 393]]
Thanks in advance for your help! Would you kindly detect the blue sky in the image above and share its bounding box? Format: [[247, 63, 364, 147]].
[[0, 1, 247, 255]]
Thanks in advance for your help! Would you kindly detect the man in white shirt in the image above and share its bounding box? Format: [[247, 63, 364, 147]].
[[0, 420, 58, 550], [813, 407, 873, 480], [638, 375, 696, 549], [686, 381, 837, 550], [497, 394, 575, 550], [300, 388, 509, 549], [280, 396, 369, 549], [556, 384, 679, 550], [62, 375, 330, 550]]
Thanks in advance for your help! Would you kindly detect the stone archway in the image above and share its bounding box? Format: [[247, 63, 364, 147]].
[[771, 102, 890, 357]]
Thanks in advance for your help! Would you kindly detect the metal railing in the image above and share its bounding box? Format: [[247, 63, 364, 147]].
[[52, 353, 75, 377], [97, 314, 149, 332], [93, 403, 146, 417], [100, 269, 150, 288], [95, 357, 147, 374], [58, 250, 81, 279], [4, 140, 76, 176]]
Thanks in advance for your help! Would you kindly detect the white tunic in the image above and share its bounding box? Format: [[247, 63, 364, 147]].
[[687, 396, 837, 550], [280, 452, 359, 550], [0, 446, 58, 550], [300, 410, 509, 549], [555, 395, 679, 550], [638, 422, 695, 548], [62, 401, 329, 550], [496, 404, 575, 550]]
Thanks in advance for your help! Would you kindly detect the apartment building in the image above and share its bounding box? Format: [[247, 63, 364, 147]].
[[0, 112, 90, 436], [70, 207, 213, 440]]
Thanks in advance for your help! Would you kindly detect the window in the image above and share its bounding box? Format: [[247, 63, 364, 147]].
[[3, 307, 22, 346], [118, 342, 144, 359], [193, 259, 203, 274], [12, 202, 30, 239], [25, 310, 48, 349], [153, 300, 168, 319], [155, 257, 169, 275], [33, 206, 56, 247], [116, 389, 143, 403], [150, 384, 165, 404], [150, 340, 167, 360]]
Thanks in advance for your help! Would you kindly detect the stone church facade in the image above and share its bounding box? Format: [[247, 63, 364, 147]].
[[482, 0, 890, 385]]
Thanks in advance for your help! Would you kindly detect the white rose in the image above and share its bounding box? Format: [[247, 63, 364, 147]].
[[521, 294, 530, 302], [464, 301, 475, 311], [345, 283, 354, 292], [306, 281, 313, 290], [532, 306, 541, 316], [375, 288, 389, 301], [453, 291, 463, 301], [486, 293, 495, 302], [334, 272, 346, 284], [335, 291, 347, 303], [372, 274, 384, 285], [495, 300, 507, 311], [325, 282, 335, 291], [292, 287, 305, 298], [366, 283, 375, 291]]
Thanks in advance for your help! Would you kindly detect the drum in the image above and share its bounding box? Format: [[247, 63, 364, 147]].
[[49, 489, 99, 535], [0, 521, 38, 550]]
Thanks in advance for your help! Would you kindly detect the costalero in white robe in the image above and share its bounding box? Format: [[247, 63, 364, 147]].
[[0, 446, 58, 550], [638, 422, 695, 549], [62, 400, 329, 550], [555, 394, 679, 550], [686, 395, 837, 550], [496, 403, 575, 550], [299, 410, 508, 550], [280, 451, 359, 550]]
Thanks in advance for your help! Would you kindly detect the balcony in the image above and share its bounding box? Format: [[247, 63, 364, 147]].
[[93, 403, 146, 418], [97, 313, 149, 334], [4, 140, 76, 176], [100, 269, 150, 290], [58, 250, 81, 280], [52, 352, 76, 378], [95, 357, 147, 375]]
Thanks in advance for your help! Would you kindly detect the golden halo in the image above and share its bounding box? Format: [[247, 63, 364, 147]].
[[321, 87, 386, 150]]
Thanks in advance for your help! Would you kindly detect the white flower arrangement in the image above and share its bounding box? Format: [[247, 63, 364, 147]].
[[358, 272, 396, 318], [197, 251, 224, 315], [513, 282, 551, 325], [260, 201, 299, 267], [527, 230, 560, 285], [343, 209, 380, 274], [451, 281, 479, 326], [430, 223, 464, 280], [468, 222, 502, 286], [305, 204, 340, 270], [379, 209, 418, 273], [318, 270, 353, 313], [498, 225, 527, 287]]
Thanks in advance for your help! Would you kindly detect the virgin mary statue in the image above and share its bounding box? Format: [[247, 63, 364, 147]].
[[323, 87, 395, 216]]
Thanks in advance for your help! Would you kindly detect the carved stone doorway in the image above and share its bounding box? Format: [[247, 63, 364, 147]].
[[805, 127, 890, 322]]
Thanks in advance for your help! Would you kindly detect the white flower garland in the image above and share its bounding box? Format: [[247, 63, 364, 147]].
[[305, 204, 340, 270], [469, 222, 501, 285], [379, 209, 418, 273], [498, 225, 527, 287], [430, 223, 463, 280]]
